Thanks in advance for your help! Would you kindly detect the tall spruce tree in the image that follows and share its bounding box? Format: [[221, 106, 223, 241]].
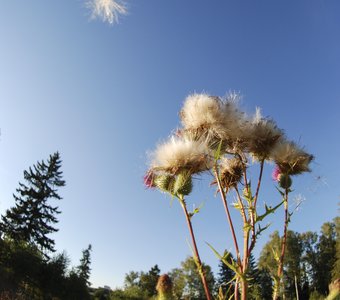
[[0, 152, 65, 254], [77, 244, 92, 286], [216, 252, 235, 298]]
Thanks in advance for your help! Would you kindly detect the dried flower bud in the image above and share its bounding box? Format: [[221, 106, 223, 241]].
[[219, 157, 244, 188], [156, 274, 174, 300]]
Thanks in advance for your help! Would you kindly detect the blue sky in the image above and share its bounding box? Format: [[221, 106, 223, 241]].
[[0, 0, 339, 288]]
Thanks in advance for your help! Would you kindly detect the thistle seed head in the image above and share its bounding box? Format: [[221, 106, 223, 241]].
[[246, 108, 284, 160], [219, 157, 244, 188], [150, 136, 213, 175], [180, 93, 224, 131], [270, 139, 313, 175], [156, 274, 173, 297]]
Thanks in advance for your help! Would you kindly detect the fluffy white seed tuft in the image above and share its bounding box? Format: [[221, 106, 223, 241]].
[[151, 136, 213, 175], [87, 0, 127, 24], [270, 139, 313, 175]]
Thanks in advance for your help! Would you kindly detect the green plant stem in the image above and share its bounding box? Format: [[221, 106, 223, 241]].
[[235, 187, 249, 300], [273, 188, 289, 300], [178, 196, 212, 300], [248, 159, 265, 255], [253, 159, 264, 209]]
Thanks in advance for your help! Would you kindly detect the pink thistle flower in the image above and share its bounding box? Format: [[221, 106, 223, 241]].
[[272, 166, 281, 182], [144, 171, 156, 189]]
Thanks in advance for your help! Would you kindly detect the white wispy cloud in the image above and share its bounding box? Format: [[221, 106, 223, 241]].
[[86, 0, 127, 24]]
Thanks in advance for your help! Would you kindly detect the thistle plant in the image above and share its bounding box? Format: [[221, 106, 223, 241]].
[[270, 140, 313, 300], [145, 92, 313, 300], [145, 135, 214, 300], [156, 274, 175, 300]]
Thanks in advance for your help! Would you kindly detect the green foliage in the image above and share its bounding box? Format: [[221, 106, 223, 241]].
[[215, 252, 235, 299], [93, 287, 111, 299], [0, 152, 65, 254], [168, 267, 186, 299], [119, 266, 160, 300], [259, 219, 339, 299], [332, 216, 340, 280], [169, 256, 215, 300], [139, 265, 161, 298], [315, 221, 337, 295], [0, 238, 91, 299], [77, 244, 93, 286]]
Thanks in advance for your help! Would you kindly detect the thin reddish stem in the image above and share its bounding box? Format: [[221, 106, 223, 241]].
[[214, 166, 242, 267], [274, 188, 289, 300], [179, 198, 212, 300]]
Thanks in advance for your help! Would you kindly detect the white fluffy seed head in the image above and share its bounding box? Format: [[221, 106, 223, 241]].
[[270, 139, 313, 175], [150, 136, 214, 175], [87, 0, 127, 24], [219, 157, 244, 187], [218, 95, 249, 151], [245, 108, 284, 160], [180, 94, 225, 130], [180, 93, 249, 153]]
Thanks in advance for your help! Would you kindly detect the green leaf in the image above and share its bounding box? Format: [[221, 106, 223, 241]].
[[275, 186, 285, 197], [206, 242, 244, 280], [271, 247, 280, 263], [255, 200, 284, 223], [188, 202, 204, 219], [231, 202, 242, 211], [214, 140, 223, 162], [255, 223, 271, 238]]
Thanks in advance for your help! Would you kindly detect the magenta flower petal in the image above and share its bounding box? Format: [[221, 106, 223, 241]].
[[272, 166, 281, 182], [144, 171, 156, 189]]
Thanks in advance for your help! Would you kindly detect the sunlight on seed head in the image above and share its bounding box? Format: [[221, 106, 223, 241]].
[[87, 0, 127, 24]]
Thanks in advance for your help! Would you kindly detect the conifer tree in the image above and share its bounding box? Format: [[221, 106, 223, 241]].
[[0, 152, 65, 254], [77, 244, 92, 286], [216, 252, 235, 298]]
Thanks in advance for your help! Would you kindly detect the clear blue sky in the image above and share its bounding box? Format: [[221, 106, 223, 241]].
[[0, 0, 339, 288]]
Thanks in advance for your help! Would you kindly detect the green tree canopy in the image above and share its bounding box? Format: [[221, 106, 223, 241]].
[[169, 256, 215, 300], [0, 152, 65, 254]]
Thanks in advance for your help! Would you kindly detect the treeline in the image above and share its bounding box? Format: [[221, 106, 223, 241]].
[[99, 217, 339, 300], [0, 152, 339, 299], [0, 153, 93, 299]]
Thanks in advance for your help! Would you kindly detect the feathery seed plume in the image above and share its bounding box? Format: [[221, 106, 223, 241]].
[[180, 93, 224, 130], [150, 136, 213, 175], [219, 93, 249, 151], [180, 93, 248, 152], [179, 94, 226, 147], [270, 139, 313, 175], [246, 107, 283, 160], [218, 157, 244, 188], [87, 0, 127, 24]]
